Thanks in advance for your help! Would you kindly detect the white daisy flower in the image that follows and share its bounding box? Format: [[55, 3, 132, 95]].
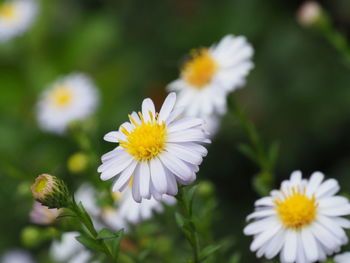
[[98, 92, 210, 202], [102, 186, 176, 230], [244, 171, 350, 263], [37, 73, 99, 134], [167, 34, 254, 117], [1, 250, 34, 263], [0, 0, 38, 42], [50, 232, 95, 263], [29, 201, 62, 225], [335, 252, 350, 263]]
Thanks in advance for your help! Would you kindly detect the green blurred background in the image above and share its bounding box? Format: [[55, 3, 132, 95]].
[[1, 0, 350, 262]]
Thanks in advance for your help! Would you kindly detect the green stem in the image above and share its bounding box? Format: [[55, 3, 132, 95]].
[[228, 96, 276, 196], [69, 199, 116, 262], [176, 186, 201, 263]]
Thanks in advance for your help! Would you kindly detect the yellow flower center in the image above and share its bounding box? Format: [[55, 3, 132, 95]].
[[119, 112, 167, 161], [50, 85, 73, 108], [275, 187, 318, 230], [0, 3, 16, 20], [33, 176, 49, 194], [182, 48, 218, 88]]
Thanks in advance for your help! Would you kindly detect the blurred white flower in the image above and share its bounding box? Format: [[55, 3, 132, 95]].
[[167, 34, 254, 117], [0, 0, 38, 42], [1, 249, 34, 263], [335, 252, 350, 263], [244, 171, 350, 263], [102, 186, 176, 230], [50, 232, 94, 263], [297, 1, 322, 27], [98, 93, 210, 202], [29, 201, 61, 225], [37, 73, 99, 134]]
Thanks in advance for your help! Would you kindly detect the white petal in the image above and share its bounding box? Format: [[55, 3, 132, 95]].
[[139, 162, 151, 199], [99, 154, 133, 181], [168, 117, 203, 133], [166, 143, 203, 165], [282, 230, 297, 263], [150, 158, 167, 194], [159, 152, 194, 183], [158, 93, 176, 122], [142, 98, 156, 122], [315, 179, 340, 199], [112, 160, 137, 192], [132, 167, 142, 203], [306, 171, 324, 197], [300, 228, 318, 262]]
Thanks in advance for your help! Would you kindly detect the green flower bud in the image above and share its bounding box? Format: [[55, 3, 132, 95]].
[[31, 174, 70, 209], [67, 152, 89, 173], [21, 226, 41, 248], [197, 180, 215, 197]]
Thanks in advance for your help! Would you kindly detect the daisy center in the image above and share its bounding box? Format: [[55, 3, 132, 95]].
[[0, 3, 16, 20], [275, 188, 317, 230], [182, 48, 218, 88], [50, 85, 73, 108], [119, 112, 167, 161]]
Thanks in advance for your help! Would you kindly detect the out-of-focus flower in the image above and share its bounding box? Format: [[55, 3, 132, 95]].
[[102, 186, 176, 230], [31, 174, 69, 209], [335, 252, 350, 263], [0, 0, 38, 42], [37, 73, 99, 134], [98, 93, 210, 202], [50, 232, 94, 263], [167, 34, 254, 117], [30, 201, 62, 225], [297, 1, 322, 27], [0, 249, 34, 263], [244, 171, 350, 263], [67, 152, 89, 173]]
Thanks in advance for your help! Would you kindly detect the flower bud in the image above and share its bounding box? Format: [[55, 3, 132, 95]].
[[31, 174, 70, 209], [297, 1, 322, 27], [67, 152, 89, 173]]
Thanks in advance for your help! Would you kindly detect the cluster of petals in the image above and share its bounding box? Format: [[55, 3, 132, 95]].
[[37, 73, 99, 134], [0, 0, 38, 42], [244, 171, 350, 263], [167, 34, 254, 118], [98, 93, 210, 202]]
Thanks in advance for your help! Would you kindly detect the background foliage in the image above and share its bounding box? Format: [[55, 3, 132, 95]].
[[1, 0, 350, 262]]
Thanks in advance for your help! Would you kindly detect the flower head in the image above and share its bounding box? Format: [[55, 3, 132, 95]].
[[167, 34, 254, 117], [98, 92, 210, 202], [244, 171, 350, 263], [335, 252, 350, 263], [297, 1, 322, 27], [0, 0, 38, 42], [31, 174, 69, 209], [30, 201, 62, 225], [37, 73, 99, 134]]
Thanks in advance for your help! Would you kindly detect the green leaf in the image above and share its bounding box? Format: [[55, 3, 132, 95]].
[[111, 229, 124, 260], [76, 235, 104, 252], [199, 244, 222, 261], [238, 143, 258, 164], [97, 228, 118, 240], [268, 141, 279, 167], [56, 211, 76, 219]]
